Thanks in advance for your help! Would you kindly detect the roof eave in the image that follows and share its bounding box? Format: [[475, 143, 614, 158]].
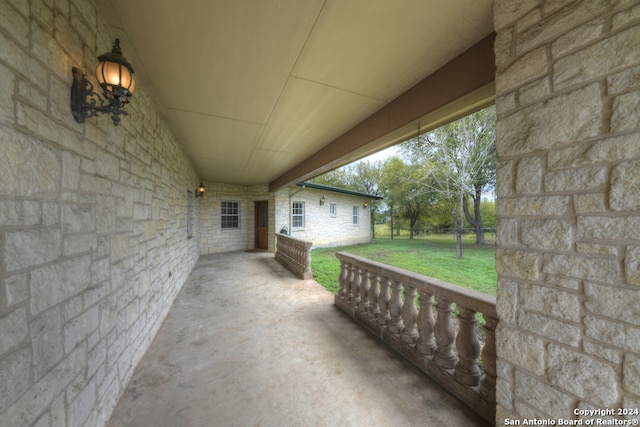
[[297, 182, 383, 200]]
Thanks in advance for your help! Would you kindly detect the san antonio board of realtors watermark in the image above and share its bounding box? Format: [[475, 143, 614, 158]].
[[503, 408, 640, 426]]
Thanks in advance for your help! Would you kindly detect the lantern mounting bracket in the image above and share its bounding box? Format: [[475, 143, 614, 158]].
[[71, 67, 128, 126], [70, 39, 135, 127], [195, 182, 205, 198]]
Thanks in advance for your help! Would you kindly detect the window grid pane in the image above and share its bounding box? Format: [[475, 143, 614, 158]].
[[221, 201, 240, 229], [353, 206, 358, 225], [292, 202, 304, 228]]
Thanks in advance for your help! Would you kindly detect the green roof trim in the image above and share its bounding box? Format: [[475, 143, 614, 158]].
[[297, 182, 383, 200]]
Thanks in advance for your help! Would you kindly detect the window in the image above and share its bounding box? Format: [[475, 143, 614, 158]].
[[221, 201, 240, 229], [187, 191, 194, 238], [352, 206, 359, 225], [330, 203, 337, 217], [292, 201, 304, 228]]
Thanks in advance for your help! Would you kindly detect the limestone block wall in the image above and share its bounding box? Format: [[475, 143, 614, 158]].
[[198, 183, 371, 253], [199, 182, 274, 253], [0, 1, 200, 426], [494, 0, 640, 424], [276, 187, 373, 248], [275, 186, 290, 236]]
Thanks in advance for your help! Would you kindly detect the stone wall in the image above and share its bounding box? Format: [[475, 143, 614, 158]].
[[276, 186, 373, 248], [494, 0, 640, 424], [0, 1, 200, 426], [198, 182, 274, 253], [197, 182, 373, 254]]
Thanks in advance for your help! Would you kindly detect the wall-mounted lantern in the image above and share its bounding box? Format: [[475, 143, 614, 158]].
[[320, 195, 325, 206], [195, 182, 205, 198], [70, 38, 136, 126], [363, 202, 369, 209]]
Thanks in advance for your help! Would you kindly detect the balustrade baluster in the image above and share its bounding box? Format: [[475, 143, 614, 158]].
[[388, 279, 404, 334], [480, 314, 498, 401], [338, 260, 348, 299], [293, 247, 297, 271], [454, 305, 482, 386], [401, 285, 419, 344], [351, 266, 362, 309], [416, 290, 436, 356], [360, 270, 371, 313], [288, 243, 294, 269], [433, 297, 457, 369], [368, 273, 380, 320], [346, 263, 355, 304], [377, 276, 391, 326]]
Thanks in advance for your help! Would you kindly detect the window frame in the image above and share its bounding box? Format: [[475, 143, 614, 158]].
[[352, 206, 359, 225], [291, 201, 305, 229], [221, 200, 240, 230], [330, 203, 337, 217]]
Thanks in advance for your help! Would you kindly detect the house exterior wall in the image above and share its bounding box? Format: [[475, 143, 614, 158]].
[[0, 1, 200, 426], [275, 186, 373, 248], [198, 183, 374, 253], [199, 182, 249, 254], [494, 1, 640, 425], [198, 183, 275, 254]]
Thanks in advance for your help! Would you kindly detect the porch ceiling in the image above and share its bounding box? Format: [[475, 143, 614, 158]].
[[96, 0, 494, 188]]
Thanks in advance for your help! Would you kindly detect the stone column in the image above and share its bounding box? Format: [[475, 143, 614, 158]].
[[494, 1, 640, 424]]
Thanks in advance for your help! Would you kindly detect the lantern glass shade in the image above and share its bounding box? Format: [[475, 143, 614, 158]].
[[196, 182, 205, 197], [70, 39, 136, 126], [96, 60, 135, 106]]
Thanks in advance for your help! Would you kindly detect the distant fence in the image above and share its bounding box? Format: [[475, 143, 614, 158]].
[[374, 226, 496, 240]]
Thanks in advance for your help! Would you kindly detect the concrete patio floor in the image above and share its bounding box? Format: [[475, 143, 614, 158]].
[[107, 251, 491, 427]]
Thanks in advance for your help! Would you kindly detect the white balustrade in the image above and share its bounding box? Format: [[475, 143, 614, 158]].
[[334, 251, 497, 423], [275, 233, 312, 279]]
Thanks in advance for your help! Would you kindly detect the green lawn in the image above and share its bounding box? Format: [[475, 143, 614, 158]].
[[310, 236, 497, 296]]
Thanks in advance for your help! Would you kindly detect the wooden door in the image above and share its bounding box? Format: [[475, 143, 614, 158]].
[[254, 201, 269, 250]]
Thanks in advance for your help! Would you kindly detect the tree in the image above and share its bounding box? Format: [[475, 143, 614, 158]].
[[351, 161, 384, 239], [379, 157, 406, 239], [423, 199, 454, 231], [311, 167, 351, 188], [401, 106, 496, 257], [395, 161, 437, 239], [459, 107, 496, 244]]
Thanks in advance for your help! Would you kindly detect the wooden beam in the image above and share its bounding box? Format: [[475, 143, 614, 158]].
[[269, 33, 496, 192]]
